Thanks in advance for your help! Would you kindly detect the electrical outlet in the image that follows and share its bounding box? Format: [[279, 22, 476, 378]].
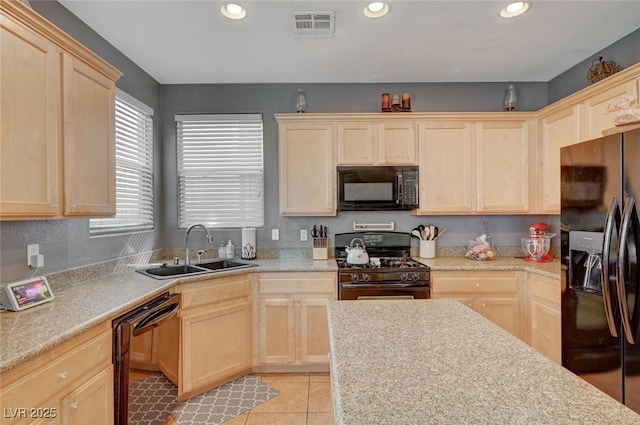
[[27, 244, 39, 267], [300, 229, 308, 241], [272, 229, 280, 240]]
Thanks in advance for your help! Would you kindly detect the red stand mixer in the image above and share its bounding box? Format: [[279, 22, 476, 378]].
[[521, 223, 555, 263]]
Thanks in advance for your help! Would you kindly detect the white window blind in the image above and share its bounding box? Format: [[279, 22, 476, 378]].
[[176, 114, 264, 229], [90, 90, 154, 235]]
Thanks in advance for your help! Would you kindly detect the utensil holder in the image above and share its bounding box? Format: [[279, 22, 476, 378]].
[[419, 240, 436, 259], [313, 247, 329, 260]]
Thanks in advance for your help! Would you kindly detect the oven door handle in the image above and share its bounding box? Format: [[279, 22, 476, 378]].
[[341, 283, 426, 289]]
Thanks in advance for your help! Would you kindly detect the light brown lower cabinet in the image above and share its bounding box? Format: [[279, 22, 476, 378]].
[[255, 272, 336, 371], [526, 273, 561, 364], [0, 323, 113, 425], [431, 271, 526, 342], [156, 275, 254, 402]]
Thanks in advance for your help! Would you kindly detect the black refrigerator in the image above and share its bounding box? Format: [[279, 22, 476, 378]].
[[561, 126, 640, 412]]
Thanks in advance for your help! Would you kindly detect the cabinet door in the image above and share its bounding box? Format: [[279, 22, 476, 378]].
[[257, 298, 296, 365], [298, 298, 330, 364], [476, 296, 523, 340], [476, 120, 530, 213], [539, 105, 581, 213], [0, 15, 59, 218], [279, 122, 335, 215], [60, 365, 114, 425], [528, 275, 561, 363], [378, 122, 417, 165], [417, 121, 476, 213], [180, 300, 252, 398], [581, 79, 638, 141], [430, 293, 474, 310], [336, 122, 376, 164], [155, 312, 180, 386], [62, 55, 116, 216], [129, 330, 155, 367]]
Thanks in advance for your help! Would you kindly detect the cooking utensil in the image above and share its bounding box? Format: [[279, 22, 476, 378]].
[[434, 227, 448, 239]]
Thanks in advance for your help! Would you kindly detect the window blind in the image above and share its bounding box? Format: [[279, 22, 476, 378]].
[[176, 114, 264, 229], [90, 90, 154, 235]]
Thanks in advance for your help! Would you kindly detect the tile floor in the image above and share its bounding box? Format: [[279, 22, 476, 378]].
[[225, 373, 335, 425], [130, 371, 334, 425]]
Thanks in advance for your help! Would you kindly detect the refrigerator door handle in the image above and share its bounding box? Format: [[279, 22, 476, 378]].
[[617, 197, 640, 344], [602, 198, 621, 338]]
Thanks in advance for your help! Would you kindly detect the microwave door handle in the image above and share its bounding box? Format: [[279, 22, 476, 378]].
[[617, 198, 640, 344], [396, 173, 403, 205], [602, 198, 621, 338]]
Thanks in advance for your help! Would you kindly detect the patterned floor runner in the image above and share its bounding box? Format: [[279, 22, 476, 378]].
[[129, 374, 279, 425]]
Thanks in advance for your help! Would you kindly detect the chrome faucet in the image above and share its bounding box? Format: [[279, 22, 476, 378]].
[[185, 224, 214, 265]]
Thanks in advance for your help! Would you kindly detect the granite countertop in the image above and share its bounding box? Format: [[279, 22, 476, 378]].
[[0, 255, 558, 374], [327, 299, 640, 424], [415, 257, 561, 279], [0, 257, 337, 373]]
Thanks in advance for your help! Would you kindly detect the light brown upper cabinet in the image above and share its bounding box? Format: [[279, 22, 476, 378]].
[[416, 115, 535, 215], [337, 120, 417, 165], [276, 117, 336, 216], [417, 120, 476, 214], [581, 77, 638, 142], [0, 0, 121, 220], [537, 105, 581, 214], [476, 119, 535, 213]]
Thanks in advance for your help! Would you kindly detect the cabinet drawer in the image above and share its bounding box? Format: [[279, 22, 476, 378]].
[[259, 273, 336, 295], [1, 330, 111, 424], [432, 272, 518, 294], [179, 275, 252, 309]]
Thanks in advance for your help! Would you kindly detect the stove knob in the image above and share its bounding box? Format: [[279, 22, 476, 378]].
[[350, 273, 359, 282], [400, 272, 409, 281], [362, 273, 371, 282], [411, 273, 420, 281]]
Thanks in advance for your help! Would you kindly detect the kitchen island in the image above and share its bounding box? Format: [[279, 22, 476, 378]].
[[327, 299, 640, 424]]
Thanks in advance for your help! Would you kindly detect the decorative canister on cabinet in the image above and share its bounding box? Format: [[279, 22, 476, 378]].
[[587, 56, 620, 85]]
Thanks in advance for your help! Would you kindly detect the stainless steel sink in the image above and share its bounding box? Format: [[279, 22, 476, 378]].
[[136, 259, 257, 280], [195, 259, 258, 272], [136, 264, 211, 280]]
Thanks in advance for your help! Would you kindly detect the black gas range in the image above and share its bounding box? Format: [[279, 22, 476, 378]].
[[334, 231, 431, 300]]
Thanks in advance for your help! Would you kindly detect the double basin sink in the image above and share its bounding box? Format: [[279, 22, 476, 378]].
[[137, 259, 257, 280]]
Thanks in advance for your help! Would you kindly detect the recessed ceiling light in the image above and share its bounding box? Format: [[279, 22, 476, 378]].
[[364, 2, 390, 19], [221, 3, 246, 20], [500, 1, 530, 18]]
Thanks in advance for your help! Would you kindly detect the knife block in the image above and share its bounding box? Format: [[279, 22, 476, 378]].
[[313, 247, 329, 260]]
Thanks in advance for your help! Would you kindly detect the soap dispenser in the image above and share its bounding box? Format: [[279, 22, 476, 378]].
[[226, 240, 234, 259]]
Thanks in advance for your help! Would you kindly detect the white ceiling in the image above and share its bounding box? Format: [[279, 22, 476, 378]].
[[58, 0, 640, 84]]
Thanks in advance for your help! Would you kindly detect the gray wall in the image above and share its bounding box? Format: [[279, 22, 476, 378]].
[[159, 83, 549, 254], [548, 28, 640, 103], [0, 1, 637, 283]]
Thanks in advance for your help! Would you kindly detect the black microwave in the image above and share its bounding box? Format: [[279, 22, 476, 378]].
[[337, 166, 419, 211]]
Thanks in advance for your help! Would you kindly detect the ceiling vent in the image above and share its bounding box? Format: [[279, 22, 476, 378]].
[[292, 11, 335, 37]]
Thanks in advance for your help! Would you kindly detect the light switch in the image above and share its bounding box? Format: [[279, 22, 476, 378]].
[[300, 229, 308, 241], [272, 229, 280, 240]]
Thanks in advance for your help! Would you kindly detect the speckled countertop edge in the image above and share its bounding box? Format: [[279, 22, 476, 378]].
[[0, 256, 558, 373], [327, 299, 640, 424]]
